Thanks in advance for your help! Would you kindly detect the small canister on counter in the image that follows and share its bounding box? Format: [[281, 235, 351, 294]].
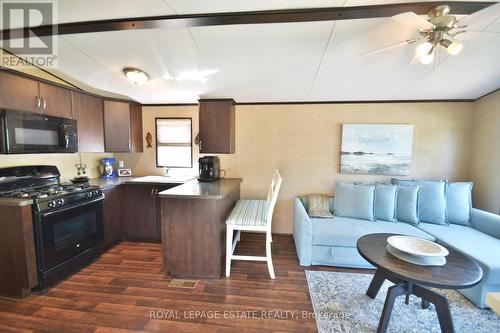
[[100, 157, 117, 178]]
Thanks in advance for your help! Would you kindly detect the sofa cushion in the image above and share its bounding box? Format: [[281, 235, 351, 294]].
[[334, 182, 375, 221], [417, 223, 500, 283], [374, 183, 398, 222], [310, 216, 434, 247], [395, 185, 421, 225], [446, 182, 473, 226], [393, 179, 447, 225], [305, 194, 333, 218]]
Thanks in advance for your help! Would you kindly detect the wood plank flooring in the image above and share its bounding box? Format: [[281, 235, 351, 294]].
[[0, 234, 373, 332]]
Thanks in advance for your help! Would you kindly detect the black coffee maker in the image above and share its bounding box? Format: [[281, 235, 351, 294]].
[[198, 156, 220, 182]]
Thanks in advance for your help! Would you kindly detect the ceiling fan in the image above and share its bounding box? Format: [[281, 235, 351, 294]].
[[362, 2, 500, 64]]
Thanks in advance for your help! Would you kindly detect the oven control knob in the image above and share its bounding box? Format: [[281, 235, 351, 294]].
[[48, 201, 56, 208], [87, 192, 93, 198], [93, 190, 99, 195], [57, 199, 64, 206]]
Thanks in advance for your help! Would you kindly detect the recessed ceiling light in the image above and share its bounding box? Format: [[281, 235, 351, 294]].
[[123, 67, 150, 84]]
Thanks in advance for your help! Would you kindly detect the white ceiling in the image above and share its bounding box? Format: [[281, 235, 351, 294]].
[[10, 0, 500, 102]]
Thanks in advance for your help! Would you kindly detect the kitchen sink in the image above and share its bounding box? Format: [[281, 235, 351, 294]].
[[130, 175, 196, 183]]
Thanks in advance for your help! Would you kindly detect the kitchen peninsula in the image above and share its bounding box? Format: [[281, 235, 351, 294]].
[[159, 178, 242, 279]]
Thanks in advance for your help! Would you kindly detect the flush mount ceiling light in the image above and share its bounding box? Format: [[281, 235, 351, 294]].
[[123, 67, 150, 84]]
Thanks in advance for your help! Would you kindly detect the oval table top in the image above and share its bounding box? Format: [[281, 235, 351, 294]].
[[357, 233, 483, 289]]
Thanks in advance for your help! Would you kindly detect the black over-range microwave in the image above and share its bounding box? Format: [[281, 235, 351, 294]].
[[0, 109, 77, 154]]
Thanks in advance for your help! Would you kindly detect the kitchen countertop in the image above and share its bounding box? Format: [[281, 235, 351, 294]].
[[0, 197, 35, 207], [90, 176, 197, 190], [0, 176, 197, 206], [158, 178, 242, 200]]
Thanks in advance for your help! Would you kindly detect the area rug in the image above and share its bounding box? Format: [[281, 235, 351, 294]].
[[305, 270, 500, 333]]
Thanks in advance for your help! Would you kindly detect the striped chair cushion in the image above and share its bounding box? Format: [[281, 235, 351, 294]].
[[226, 200, 268, 227]]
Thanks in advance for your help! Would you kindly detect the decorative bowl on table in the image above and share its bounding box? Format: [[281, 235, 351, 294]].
[[386, 235, 449, 266]]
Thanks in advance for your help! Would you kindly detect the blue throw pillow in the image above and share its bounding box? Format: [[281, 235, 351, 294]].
[[446, 182, 473, 226], [334, 182, 375, 221], [393, 179, 447, 225], [395, 185, 421, 225], [374, 183, 398, 222]]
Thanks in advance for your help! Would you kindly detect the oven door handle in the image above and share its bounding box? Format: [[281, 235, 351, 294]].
[[39, 196, 104, 218]]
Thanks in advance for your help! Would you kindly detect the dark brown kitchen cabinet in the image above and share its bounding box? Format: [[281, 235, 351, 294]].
[[198, 99, 235, 153], [0, 70, 39, 113], [122, 184, 177, 243], [0, 204, 38, 297], [102, 187, 122, 248], [129, 102, 143, 152], [71, 91, 104, 152], [0, 70, 72, 118], [38, 82, 72, 118], [103, 100, 143, 152]]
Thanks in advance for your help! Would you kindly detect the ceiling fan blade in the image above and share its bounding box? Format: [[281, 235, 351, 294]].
[[409, 53, 421, 65], [392, 12, 435, 31], [453, 30, 500, 42], [360, 38, 419, 56], [458, 2, 500, 27]]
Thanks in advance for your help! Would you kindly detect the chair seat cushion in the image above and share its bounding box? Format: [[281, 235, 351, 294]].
[[226, 199, 268, 227], [417, 223, 500, 283], [310, 217, 434, 247]]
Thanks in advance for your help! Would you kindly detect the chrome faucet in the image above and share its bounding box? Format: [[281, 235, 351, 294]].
[[164, 168, 170, 177]]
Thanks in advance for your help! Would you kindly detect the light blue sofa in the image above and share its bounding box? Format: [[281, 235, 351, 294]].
[[293, 196, 500, 308]]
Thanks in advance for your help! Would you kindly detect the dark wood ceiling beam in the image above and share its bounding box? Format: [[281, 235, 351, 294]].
[[0, 1, 495, 40]]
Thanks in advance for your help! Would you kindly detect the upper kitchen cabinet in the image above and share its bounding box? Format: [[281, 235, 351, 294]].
[[71, 91, 104, 152], [0, 70, 40, 113], [38, 82, 72, 118], [0, 70, 72, 118], [198, 99, 235, 154], [129, 102, 143, 152], [103, 100, 143, 152]]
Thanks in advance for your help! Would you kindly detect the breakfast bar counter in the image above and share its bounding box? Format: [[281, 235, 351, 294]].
[[159, 178, 242, 279]]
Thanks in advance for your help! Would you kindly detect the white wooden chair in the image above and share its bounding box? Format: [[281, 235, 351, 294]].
[[225, 170, 283, 279]]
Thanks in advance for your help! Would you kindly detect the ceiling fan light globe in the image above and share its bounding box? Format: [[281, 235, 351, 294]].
[[419, 53, 434, 64], [416, 42, 433, 56], [446, 41, 463, 56]]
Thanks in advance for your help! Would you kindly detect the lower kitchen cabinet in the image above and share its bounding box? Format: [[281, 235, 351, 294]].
[[121, 184, 176, 243], [0, 205, 38, 297], [102, 187, 122, 248]]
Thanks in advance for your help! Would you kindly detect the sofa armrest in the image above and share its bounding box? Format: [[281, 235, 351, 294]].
[[293, 197, 313, 266], [471, 208, 500, 240]]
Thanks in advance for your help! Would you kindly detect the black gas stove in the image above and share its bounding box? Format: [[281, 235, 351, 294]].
[[0, 165, 104, 290], [1, 182, 102, 212]]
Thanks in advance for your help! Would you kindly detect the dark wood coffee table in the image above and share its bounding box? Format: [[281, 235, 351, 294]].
[[357, 233, 483, 333]]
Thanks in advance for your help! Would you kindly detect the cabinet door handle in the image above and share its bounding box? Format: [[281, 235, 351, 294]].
[[35, 96, 41, 108], [42, 97, 47, 109], [199, 139, 202, 152], [151, 188, 155, 196]]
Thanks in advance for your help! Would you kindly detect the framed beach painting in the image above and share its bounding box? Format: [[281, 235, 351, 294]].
[[340, 124, 414, 175]]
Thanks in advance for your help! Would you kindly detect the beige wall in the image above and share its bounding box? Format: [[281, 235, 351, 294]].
[[117, 102, 475, 234], [469, 90, 500, 215]]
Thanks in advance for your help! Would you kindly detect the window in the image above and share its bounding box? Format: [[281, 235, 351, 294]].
[[156, 118, 192, 168]]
